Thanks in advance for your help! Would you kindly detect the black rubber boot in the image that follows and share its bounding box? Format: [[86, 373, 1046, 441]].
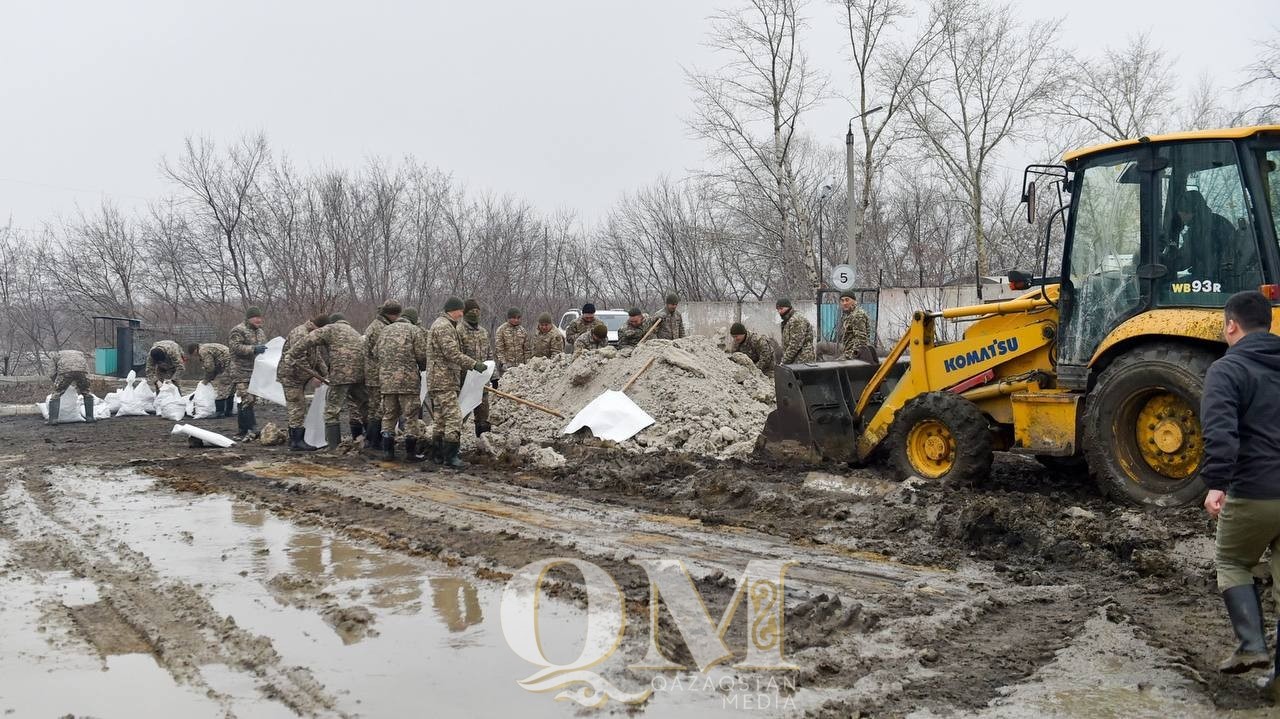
[[405, 437, 425, 463], [324, 423, 341, 449], [214, 398, 225, 416], [290, 427, 320, 452], [475, 422, 491, 438], [224, 398, 236, 418], [233, 407, 252, 441], [83, 395, 96, 423], [350, 420, 365, 443], [365, 420, 382, 452], [245, 407, 260, 439], [430, 436, 445, 465], [442, 441, 466, 469], [382, 431, 396, 460], [46, 397, 61, 425], [1221, 584, 1271, 673]]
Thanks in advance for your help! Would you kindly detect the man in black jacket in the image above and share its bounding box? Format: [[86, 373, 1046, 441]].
[[1201, 290, 1280, 688]]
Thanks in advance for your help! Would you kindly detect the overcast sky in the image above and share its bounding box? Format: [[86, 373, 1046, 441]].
[[0, 0, 1271, 231]]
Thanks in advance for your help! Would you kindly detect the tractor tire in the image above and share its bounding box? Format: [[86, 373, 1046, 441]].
[[1083, 343, 1217, 508], [887, 392, 994, 486]]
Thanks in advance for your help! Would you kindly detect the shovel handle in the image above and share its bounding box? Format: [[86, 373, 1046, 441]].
[[622, 356, 656, 393], [484, 385, 564, 418], [639, 317, 663, 343]]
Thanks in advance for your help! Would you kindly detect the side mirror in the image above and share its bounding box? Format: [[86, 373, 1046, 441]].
[[1024, 181, 1036, 224]]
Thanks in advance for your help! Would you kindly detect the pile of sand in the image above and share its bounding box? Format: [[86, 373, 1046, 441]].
[[481, 336, 774, 459]]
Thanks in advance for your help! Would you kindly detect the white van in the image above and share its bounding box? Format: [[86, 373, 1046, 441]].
[[557, 308, 630, 345]]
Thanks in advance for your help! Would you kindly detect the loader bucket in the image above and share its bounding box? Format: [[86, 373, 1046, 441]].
[[761, 359, 908, 463]]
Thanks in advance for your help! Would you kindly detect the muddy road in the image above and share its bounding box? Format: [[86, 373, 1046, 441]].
[[0, 406, 1270, 717]]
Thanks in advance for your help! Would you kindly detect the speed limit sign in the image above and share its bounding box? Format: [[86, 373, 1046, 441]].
[[830, 264, 855, 290]]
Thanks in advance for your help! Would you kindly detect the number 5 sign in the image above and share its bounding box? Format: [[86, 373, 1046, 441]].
[[830, 264, 855, 291]]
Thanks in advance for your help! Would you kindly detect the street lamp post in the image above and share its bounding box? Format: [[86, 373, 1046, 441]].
[[845, 105, 884, 287], [816, 184, 833, 296]]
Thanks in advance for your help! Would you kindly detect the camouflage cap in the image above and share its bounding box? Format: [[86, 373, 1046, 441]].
[[403, 308, 419, 324], [507, 307, 522, 319], [839, 289, 857, 300], [775, 298, 792, 309], [730, 322, 746, 336], [591, 323, 608, 338], [464, 298, 481, 313], [537, 312, 553, 324], [245, 306, 263, 320], [627, 308, 642, 317], [665, 293, 680, 305], [444, 296, 465, 312]]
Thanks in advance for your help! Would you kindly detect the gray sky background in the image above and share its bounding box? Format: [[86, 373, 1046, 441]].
[[1, 0, 1271, 231]]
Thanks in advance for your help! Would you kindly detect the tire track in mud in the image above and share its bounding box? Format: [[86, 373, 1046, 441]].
[[0, 468, 345, 718]]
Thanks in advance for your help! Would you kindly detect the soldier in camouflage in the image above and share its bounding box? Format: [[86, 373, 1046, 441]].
[[228, 306, 268, 440], [564, 303, 604, 349], [776, 298, 816, 364], [362, 300, 402, 449], [184, 342, 234, 416], [458, 299, 493, 436], [376, 313, 429, 462], [48, 348, 93, 424], [286, 312, 367, 449], [530, 313, 565, 357], [616, 308, 646, 348], [429, 297, 488, 468], [728, 322, 777, 376], [573, 323, 609, 356], [278, 314, 329, 451], [146, 340, 185, 392], [838, 290, 874, 362], [494, 307, 531, 378], [645, 293, 685, 340]]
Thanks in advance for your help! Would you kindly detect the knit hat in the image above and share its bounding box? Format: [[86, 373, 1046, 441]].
[[775, 298, 793, 309], [839, 289, 857, 300], [591, 323, 608, 338], [328, 312, 345, 323], [464, 298, 481, 313], [582, 302, 596, 314], [730, 322, 746, 336], [537, 312, 553, 324], [403, 308, 419, 324], [665, 293, 680, 305], [245, 306, 263, 320], [310, 313, 330, 328], [380, 299, 403, 316], [507, 307, 522, 319], [627, 308, 642, 317], [444, 296, 465, 312]]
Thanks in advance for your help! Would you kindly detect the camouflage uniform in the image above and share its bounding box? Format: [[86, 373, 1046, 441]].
[[530, 327, 565, 357], [458, 320, 492, 428], [839, 305, 873, 361], [494, 322, 531, 375], [287, 319, 366, 424], [427, 314, 474, 443], [228, 321, 267, 409], [361, 315, 393, 425], [645, 308, 685, 340], [734, 332, 777, 376], [145, 340, 185, 391], [573, 331, 609, 356], [616, 321, 645, 348], [564, 317, 603, 349], [50, 349, 91, 395], [779, 310, 816, 364], [376, 318, 428, 434], [279, 323, 327, 429], [194, 343, 234, 399]]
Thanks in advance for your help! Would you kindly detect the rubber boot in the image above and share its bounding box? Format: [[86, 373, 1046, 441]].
[[224, 398, 236, 418], [430, 436, 445, 465], [233, 407, 251, 441], [290, 427, 320, 452], [214, 398, 225, 416], [405, 437, 425, 463], [46, 397, 61, 425], [324, 423, 341, 450], [382, 431, 396, 460], [365, 420, 382, 452], [442, 441, 466, 469], [1220, 584, 1271, 673], [475, 422, 491, 438], [350, 420, 365, 444], [245, 407, 260, 439], [83, 395, 96, 423]]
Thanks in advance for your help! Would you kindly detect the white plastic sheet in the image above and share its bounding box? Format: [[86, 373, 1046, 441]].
[[171, 423, 235, 448], [247, 336, 287, 407], [419, 370, 428, 404], [459, 361, 495, 419], [303, 383, 329, 448], [188, 381, 218, 419], [155, 381, 187, 421], [561, 390, 654, 442]]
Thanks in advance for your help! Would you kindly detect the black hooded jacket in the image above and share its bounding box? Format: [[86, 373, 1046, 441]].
[[1200, 331, 1280, 498]]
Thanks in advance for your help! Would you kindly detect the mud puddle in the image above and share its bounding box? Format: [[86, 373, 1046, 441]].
[[0, 467, 832, 717]]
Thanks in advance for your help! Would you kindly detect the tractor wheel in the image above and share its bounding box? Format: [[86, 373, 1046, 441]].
[[887, 392, 994, 486], [1083, 343, 1216, 508]]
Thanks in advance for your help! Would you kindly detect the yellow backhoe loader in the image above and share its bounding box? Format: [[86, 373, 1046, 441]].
[[764, 126, 1280, 507]]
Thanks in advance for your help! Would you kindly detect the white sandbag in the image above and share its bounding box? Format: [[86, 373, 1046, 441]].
[[91, 394, 111, 420], [460, 360, 495, 419], [171, 423, 235, 448], [303, 383, 329, 447], [561, 390, 654, 442], [114, 371, 150, 417], [154, 381, 187, 422], [188, 381, 218, 419], [38, 386, 87, 422], [103, 391, 122, 415], [247, 336, 287, 407]]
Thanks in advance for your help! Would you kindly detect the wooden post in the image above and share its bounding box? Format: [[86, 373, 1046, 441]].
[[484, 386, 564, 418]]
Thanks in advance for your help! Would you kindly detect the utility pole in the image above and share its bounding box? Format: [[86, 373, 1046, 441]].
[[845, 106, 883, 287]]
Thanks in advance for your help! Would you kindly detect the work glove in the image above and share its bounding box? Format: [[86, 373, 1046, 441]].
[[472, 361, 488, 374], [253, 344, 267, 355], [489, 378, 499, 390]]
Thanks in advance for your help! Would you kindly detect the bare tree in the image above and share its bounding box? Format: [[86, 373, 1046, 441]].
[[56, 201, 142, 319], [1239, 32, 1280, 122], [688, 0, 828, 296], [1051, 33, 1176, 146], [903, 0, 1059, 274]]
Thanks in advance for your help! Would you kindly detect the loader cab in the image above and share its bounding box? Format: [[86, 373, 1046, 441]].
[[1053, 128, 1280, 387]]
